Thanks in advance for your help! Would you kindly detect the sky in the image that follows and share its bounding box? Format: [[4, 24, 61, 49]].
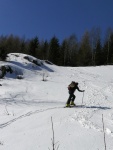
[[0, 0, 113, 42]]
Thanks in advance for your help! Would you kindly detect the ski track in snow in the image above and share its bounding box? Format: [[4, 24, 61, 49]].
[[70, 107, 113, 138], [1, 104, 113, 139], [0, 106, 63, 129]]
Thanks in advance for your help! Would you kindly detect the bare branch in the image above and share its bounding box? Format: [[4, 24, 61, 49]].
[[102, 114, 107, 150]]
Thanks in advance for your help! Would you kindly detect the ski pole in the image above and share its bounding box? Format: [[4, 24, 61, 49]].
[[81, 91, 84, 105]]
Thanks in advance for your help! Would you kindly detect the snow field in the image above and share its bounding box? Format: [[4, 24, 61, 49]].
[[0, 53, 113, 150]]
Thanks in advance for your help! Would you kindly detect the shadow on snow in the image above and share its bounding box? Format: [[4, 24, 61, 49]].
[[77, 105, 111, 110]]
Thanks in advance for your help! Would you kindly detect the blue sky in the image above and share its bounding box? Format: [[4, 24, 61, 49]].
[[0, 0, 113, 42]]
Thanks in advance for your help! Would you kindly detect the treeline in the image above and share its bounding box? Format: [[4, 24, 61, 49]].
[[0, 27, 113, 66]]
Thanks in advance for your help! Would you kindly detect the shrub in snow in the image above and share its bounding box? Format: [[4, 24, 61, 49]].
[[24, 56, 30, 61], [16, 75, 24, 79], [24, 56, 43, 66], [45, 60, 53, 65], [0, 49, 8, 61], [0, 65, 13, 78], [32, 59, 41, 66], [42, 70, 49, 81], [49, 117, 59, 150]]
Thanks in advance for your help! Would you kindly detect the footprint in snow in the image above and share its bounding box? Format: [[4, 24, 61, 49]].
[[105, 128, 113, 137]]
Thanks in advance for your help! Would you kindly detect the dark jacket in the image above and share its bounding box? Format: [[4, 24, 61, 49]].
[[68, 82, 83, 94]]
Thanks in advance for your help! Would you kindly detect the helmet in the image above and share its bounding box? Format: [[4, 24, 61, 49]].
[[72, 81, 78, 85]]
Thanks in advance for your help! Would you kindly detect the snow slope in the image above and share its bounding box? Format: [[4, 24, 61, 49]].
[[0, 53, 113, 150]]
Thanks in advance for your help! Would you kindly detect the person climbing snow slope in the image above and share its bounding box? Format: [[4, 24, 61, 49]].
[[66, 81, 84, 107]]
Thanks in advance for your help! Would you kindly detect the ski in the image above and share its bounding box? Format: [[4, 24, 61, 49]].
[[64, 105, 84, 108], [64, 105, 76, 108]]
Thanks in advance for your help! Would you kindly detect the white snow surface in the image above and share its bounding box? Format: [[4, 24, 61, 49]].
[[0, 53, 113, 150]]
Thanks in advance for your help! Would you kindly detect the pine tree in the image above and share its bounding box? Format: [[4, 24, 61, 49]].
[[42, 40, 49, 60], [108, 33, 113, 64], [29, 36, 39, 57], [67, 35, 78, 66], [0, 47, 7, 61], [95, 39, 102, 65], [90, 27, 101, 65], [60, 39, 69, 66], [49, 36, 60, 65], [103, 31, 113, 65], [78, 31, 92, 66]]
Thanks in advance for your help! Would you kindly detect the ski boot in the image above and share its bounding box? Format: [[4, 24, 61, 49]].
[[65, 103, 70, 107], [70, 101, 76, 106]]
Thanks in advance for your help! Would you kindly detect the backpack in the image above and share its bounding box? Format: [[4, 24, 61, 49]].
[[68, 85, 71, 90], [68, 81, 78, 90]]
